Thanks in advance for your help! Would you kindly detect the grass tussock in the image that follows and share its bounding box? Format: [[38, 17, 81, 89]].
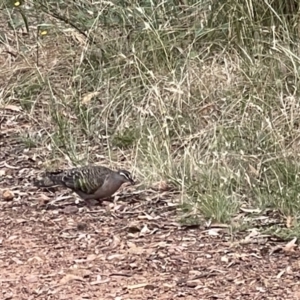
[[1, 0, 300, 237]]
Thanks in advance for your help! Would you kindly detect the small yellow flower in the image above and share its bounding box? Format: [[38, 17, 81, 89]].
[[40, 30, 48, 36], [14, 1, 20, 6]]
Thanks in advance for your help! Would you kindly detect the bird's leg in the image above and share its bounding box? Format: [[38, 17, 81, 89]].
[[72, 190, 97, 208], [74, 191, 114, 208], [84, 199, 95, 209]]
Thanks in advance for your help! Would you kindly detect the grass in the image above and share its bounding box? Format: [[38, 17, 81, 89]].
[[1, 0, 300, 238]]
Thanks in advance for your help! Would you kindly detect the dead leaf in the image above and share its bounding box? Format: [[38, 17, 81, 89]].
[[128, 246, 146, 255], [129, 262, 138, 268], [243, 228, 260, 243], [221, 256, 229, 263], [209, 223, 229, 228], [1, 105, 22, 112], [38, 194, 51, 201], [36, 194, 51, 206], [1, 190, 14, 201], [63, 206, 79, 214], [269, 245, 283, 255], [286, 216, 294, 228], [11, 257, 23, 264], [111, 235, 121, 248], [28, 256, 44, 263], [90, 275, 110, 285], [15, 219, 27, 224], [107, 254, 124, 260], [151, 180, 170, 191], [276, 269, 285, 279], [283, 237, 297, 253], [86, 254, 97, 262], [127, 241, 137, 249], [248, 164, 259, 177], [81, 92, 100, 105], [163, 283, 175, 288], [127, 221, 141, 233], [144, 284, 156, 290], [90, 278, 110, 285], [127, 283, 148, 289], [186, 280, 199, 288], [239, 208, 261, 213], [293, 290, 300, 299], [77, 223, 87, 231], [140, 224, 150, 235], [3, 162, 19, 169], [59, 274, 85, 285], [70, 268, 92, 278], [206, 228, 222, 236], [138, 213, 160, 220], [26, 274, 39, 283]]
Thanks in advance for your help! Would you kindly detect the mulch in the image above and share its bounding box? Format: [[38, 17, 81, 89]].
[[1, 107, 300, 300]]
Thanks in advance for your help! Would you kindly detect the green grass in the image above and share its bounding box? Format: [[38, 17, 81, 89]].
[[1, 0, 300, 238]]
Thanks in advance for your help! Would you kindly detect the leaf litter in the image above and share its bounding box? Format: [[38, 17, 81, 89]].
[[2, 111, 300, 299]]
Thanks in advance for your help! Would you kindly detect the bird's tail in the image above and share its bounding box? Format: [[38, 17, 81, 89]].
[[33, 171, 64, 188]]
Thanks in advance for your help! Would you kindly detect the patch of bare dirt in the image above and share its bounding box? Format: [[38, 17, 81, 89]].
[[1, 109, 300, 300]]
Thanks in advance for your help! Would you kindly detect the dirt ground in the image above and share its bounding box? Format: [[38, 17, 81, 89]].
[[2, 110, 300, 300]]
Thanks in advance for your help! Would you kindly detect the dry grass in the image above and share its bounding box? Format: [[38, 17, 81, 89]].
[[2, 0, 300, 237]]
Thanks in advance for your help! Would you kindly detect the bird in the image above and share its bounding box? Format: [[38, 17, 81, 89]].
[[33, 165, 135, 204]]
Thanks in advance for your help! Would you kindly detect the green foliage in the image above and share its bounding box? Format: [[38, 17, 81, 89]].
[[2, 0, 300, 235], [112, 128, 139, 149]]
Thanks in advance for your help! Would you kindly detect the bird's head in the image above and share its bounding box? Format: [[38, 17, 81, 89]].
[[118, 169, 135, 185]]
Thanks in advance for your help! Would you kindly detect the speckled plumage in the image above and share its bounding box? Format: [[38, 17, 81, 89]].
[[34, 165, 135, 201]]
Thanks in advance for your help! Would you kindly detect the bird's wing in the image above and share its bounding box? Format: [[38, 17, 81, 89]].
[[54, 166, 110, 194]]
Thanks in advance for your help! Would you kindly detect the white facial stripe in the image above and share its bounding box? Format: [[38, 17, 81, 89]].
[[120, 171, 131, 180]]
